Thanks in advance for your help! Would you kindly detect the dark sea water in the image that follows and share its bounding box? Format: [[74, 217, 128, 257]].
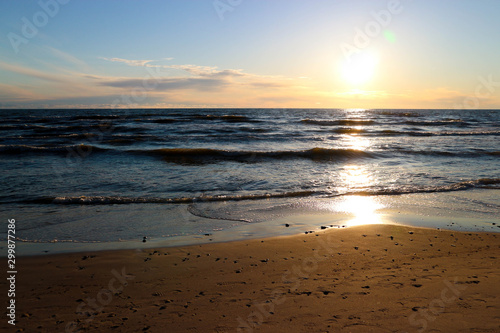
[[1, 108, 499, 251]]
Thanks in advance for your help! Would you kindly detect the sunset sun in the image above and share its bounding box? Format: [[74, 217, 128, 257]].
[[341, 51, 379, 86]]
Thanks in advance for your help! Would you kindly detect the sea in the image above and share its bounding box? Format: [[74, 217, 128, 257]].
[[1, 108, 499, 254]]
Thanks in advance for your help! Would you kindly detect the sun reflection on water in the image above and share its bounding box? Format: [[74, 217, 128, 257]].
[[335, 195, 384, 226], [345, 134, 371, 151], [340, 164, 373, 190], [334, 159, 384, 226]]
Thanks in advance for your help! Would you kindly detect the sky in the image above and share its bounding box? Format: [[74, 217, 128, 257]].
[[1, 0, 500, 109]]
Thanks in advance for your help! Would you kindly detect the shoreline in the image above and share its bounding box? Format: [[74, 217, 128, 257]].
[[7, 190, 500, 256], [4, 224, 499, 332]]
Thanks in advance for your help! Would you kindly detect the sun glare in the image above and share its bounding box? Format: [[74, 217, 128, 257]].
[[340, 51, 379, 86], [336, 196, 384, 226]]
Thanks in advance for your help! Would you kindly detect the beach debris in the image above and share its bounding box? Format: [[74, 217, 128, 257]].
[[285, 223, 290, 227], [408, 231, 414, 234], [260, 259, 269, 263], [143, 236, 147, 243], [321, 226, 327, 230], [204, 233, 212, 236], [354, 247, 359, 250], [390, 236, 394, 240]]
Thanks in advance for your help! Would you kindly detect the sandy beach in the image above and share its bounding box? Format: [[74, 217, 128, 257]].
[[2, 224, 498, 332]]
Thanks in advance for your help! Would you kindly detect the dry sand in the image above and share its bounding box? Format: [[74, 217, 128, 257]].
[[3, 224, 500, 332]]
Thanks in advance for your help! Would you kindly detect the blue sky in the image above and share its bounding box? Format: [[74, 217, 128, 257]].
[[1, 0, 500, 108]]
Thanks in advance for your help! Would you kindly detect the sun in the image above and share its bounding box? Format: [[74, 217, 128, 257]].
[[340, 51, 379, 86]]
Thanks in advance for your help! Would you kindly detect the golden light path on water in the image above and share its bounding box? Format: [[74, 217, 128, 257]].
[[335, 196, 384, 227], [332, 133, 385, 227]]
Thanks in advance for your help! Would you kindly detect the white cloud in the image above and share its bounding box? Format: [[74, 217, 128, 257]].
[[99, 57, 155, 67]]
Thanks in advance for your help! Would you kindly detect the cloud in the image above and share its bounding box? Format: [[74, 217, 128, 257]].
[[0, 61, 65, 83], [162, 64, 219, 75], [99, 57, 155, 67], [100, 77, 228, 91], [0, 83, 46, 102], [99, 57, 229, 76], [45, 46, 88, 69], [0, 57, 322, 108], [94, 59, 293, 93]]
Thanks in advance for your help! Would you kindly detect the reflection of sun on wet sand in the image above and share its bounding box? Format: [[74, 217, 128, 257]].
[[11, 224, 499, 332], [335, 195, 385, 226]]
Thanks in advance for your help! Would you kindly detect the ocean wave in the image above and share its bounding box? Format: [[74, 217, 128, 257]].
[[333, 128, 367, 134], [69, 115, 124, 121], [22, 178, 500, 205], [301, 119, 376, 126], [0, 144, 109, 155], [402, 119, 469, 126], [191, 114, 257, 123], [2, 143, 497, 160], [27, 191, 319, 205], [151, 118, 179, 124], [393, 149, 500, 157], [144, 147, 375, 163], [373, 130, 500, 137], [350, 178, 500, 195]]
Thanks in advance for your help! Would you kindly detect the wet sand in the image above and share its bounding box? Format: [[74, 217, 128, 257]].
[[4, 224, 500, 332]]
